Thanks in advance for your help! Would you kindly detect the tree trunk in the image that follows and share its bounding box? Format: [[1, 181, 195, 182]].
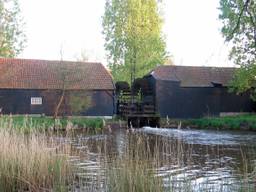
[[54, 89, 65, 119]]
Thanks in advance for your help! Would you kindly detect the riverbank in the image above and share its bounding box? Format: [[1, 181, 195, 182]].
[[0, 115, 104, 133], [2, 114, 256, 133], [161, 114, 256, 131]]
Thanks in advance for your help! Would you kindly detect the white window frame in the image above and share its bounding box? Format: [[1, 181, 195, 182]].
[[31, 97, 42, 105]]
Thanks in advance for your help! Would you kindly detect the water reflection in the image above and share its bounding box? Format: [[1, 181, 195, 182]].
[[66, 128, 256, 191]]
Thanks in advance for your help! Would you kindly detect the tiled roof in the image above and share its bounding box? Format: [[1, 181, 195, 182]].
[[0, 58, 114, 90], [151, 65, 236, 87]]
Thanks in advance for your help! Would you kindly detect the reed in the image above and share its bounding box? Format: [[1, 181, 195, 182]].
[[77, 131, 256, 192], [0, 114, 254, 191], [0, 115, 104, 133], [0, 128, 73, 191], [107, 158, 163, 192], [104, 133, 190, 192]]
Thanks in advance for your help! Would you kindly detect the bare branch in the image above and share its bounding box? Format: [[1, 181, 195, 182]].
[[246, 8, 256, 49], [228, 0, 250, 40]]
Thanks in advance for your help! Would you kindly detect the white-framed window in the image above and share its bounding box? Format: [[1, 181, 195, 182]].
[[31, 97, 42, 105]]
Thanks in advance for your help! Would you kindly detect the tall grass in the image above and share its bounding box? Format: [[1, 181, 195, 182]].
[[0, 115, 104, 133], [104, 133, 192, 192], [107, 158, 163, 192], [0, 128, 73, 191], [1, 113, 254, 191]]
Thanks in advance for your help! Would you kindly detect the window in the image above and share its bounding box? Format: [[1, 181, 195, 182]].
[[31, 97, 42, 105]]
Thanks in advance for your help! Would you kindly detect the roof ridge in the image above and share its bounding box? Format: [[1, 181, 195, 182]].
[[151, 65, 236, 87], [0, 57, 102, 65], [159, 65, 236, 69]]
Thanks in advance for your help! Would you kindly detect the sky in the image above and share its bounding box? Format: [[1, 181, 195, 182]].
[[19, 0, 234, 67]]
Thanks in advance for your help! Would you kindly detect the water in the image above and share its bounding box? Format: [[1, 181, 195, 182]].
[[64, 128, 256, 191]]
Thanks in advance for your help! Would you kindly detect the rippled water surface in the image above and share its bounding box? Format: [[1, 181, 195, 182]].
[[62, 128, 256, 191]]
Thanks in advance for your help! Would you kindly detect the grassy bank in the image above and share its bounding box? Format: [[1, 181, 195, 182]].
[[0, 115, 104, 133], [162, 114, 256, 131]]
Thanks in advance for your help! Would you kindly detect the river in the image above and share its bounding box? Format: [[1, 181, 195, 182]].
[[62, 127, 256, 191]]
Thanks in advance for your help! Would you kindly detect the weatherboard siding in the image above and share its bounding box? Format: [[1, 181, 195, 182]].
[[0, 89, 114, 116], [147, 76, 255, 118], [158, 86, 254, 118]]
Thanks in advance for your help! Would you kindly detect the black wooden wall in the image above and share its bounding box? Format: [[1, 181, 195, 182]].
[[0, 89, 114, 116], [148, 77, 255, 118]]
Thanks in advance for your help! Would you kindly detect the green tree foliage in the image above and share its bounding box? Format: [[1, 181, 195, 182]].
[[0, 0, 26, 57], [219, 0, 256, 99], [103, 0, 167, 83], [69, 92, 91, 115]]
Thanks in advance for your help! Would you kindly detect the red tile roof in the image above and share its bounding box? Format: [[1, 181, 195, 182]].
[[151, 65, 236, 87], [0, 58, 114, 90]]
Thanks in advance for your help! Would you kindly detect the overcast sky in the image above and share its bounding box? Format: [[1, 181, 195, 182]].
[[19, 0, 233, 67]]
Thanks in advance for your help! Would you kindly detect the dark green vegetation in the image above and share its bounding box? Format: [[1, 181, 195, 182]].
[[219, 0, 256, 100], [0, 115, 104, 133], [187, 114, 256, 130], [163, 114, 256, 130]]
